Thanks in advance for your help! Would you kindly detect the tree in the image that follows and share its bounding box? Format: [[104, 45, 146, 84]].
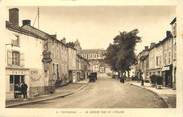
[[105, 29, 141, 78]]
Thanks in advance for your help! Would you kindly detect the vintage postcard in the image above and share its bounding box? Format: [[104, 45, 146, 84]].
[[0, 0, 182, 117]]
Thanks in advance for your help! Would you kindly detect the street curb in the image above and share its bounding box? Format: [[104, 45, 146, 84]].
[[127, 83, 169, 108], [6, 84, 88, 108]]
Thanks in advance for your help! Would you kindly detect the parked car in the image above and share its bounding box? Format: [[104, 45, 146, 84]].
[[88, 72, 97, 82]]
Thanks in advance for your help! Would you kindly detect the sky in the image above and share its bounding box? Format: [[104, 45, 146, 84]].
[[16, 6, 175, 54]]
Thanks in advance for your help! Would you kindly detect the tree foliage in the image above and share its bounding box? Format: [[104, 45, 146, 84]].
[[105, 29, 141, 74]]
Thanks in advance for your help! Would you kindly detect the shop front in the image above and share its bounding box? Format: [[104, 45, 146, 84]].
[[6, 67, 29, 100], [162, 64, 173, 88]]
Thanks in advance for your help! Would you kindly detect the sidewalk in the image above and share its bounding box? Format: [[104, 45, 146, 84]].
[[6, 80, 88, 108], [127, 81, 176, 108]]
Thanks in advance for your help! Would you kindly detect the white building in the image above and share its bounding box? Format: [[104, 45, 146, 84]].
[[5, 8, 48, 99]]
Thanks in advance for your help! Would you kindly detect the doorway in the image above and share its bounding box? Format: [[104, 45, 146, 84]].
[[9, 75, 25, 98]]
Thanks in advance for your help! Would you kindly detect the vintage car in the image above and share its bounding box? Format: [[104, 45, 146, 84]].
[[88, 72, 97, 82]]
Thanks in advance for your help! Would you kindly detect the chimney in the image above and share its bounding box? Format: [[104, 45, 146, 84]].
[[144, 46, 148, 50], [9, 8, 19, 26], [166, 31, 173, 38], [22, 20, 31, 26], [150, 43, 156, 48], [61, 38, 66, 44], [50, 34, 57, 39]]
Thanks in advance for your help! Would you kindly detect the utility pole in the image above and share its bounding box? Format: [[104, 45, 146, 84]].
[[38, 7, 40, 29]]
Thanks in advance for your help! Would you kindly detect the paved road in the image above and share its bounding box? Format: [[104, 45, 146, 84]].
[[17, 75, 167, 108]]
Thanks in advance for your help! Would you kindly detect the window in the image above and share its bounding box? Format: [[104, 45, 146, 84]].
[[12, 35, 20, 46], [10, 75, 14, 84], [156, 56, 159, 66], [12, 51, 20, 66], [164, 54, 167, 65]]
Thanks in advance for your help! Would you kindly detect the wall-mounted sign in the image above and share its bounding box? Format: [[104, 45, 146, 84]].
[[30, 70, 41, 81], [42, 50, 52, 63]]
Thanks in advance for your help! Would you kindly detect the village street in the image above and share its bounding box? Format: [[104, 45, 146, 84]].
[[16, 74, 167, 108]]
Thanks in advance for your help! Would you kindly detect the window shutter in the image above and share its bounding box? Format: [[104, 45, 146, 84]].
[[7, 50, 12, 66], [20, 53, 24, 67]]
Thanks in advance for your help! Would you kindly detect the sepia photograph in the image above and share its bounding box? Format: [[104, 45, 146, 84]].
[[4, 5, 176, 108], [0, 0, 183, 117]]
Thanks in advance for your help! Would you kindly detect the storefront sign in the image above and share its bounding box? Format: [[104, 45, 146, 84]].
[[162, 66, 170, 71], [7, 69, 27, 75]]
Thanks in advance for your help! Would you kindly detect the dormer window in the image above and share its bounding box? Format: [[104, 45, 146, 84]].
[[12, 35, 20, 47]]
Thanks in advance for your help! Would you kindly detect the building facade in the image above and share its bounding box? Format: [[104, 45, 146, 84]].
[[5, 8, 74, 100], [170, 18, 176, 89], [77, 55, 90, 80], [80, 49, 110, 73], [136, 18, 176, 89], [137, 46, 149, 81], [148, 42, 163, 77], [22, 23, 70, 89], [5, 8, 47, 99], [67, 45, 78, 83]]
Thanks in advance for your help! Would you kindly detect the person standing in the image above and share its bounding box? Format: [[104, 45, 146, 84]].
[[141, 72, 144, 86], [21, 81, 28, 99], [14, 83, 21, 99]]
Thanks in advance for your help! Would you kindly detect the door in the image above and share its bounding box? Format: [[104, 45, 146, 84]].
[[165, 71, 172, 88], [9, 75, 24, 98]]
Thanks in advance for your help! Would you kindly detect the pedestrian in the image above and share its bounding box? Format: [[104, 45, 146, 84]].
[[120, 74, 125, 83], [14, 83, 21, 99], [141, 72, 144, 86], [21, 81, 28, 100]]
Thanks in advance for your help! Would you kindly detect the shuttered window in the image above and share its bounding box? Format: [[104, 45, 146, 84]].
[[7, 51, 24, 67], [12, 51, 20, 66], [7, 50, 12, 66]]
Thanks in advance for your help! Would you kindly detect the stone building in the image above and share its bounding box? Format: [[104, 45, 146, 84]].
[[170, 17, 176, 89], [148, 31, 174, 88], [77, 54, 90, 81], [66, 44, 78, 83], [5, 8, 47, 99], [136, 18, 176, 89], [161, 31, 174, 88], [66, 40, 90, 82], [80, 49, 110, 73], [22, 21, 69, 89], [5, 8, 73, 101], [148, 42, 163, 77], [136, 46, 149, 81]]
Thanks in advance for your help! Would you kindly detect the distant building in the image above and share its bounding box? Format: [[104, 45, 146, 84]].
[[67, 40, 90, 82], [77, 54, 90, 81], [67, 45, 78, 83], [136, 46, 149, 80], [80, 49, 111, 73]]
